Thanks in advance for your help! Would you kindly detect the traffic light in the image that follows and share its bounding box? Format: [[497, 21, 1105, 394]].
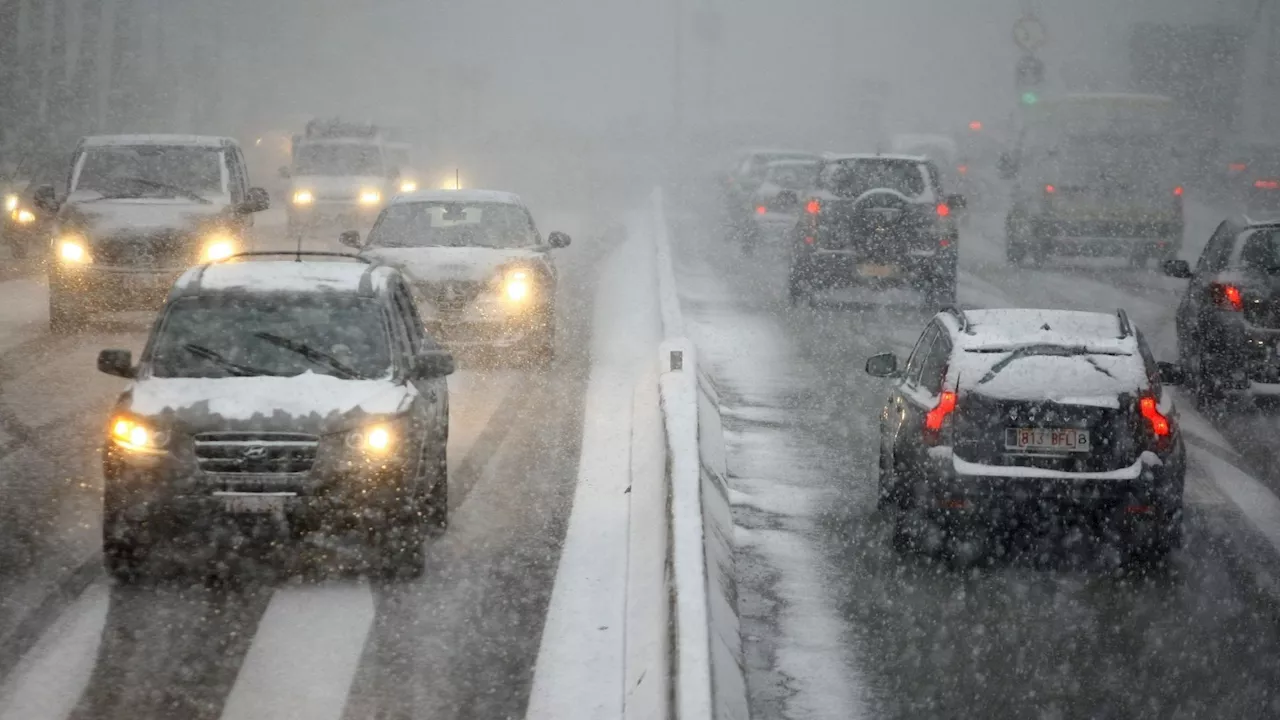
[[1021, 91, 1039, 105]]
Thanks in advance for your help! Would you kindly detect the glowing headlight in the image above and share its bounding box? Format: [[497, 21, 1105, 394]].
[[3, 194, 17, 212], [110, 416, 169, 454], [503, 269, 532, 302], [202, 236, 237, 262], [344, 423, 395, 454], [358, 189, 381, 205], [398, 180, 418, 193], [12, 208, 34, 224], [57, 237, 90, 264], [292, 189, 314, 205]]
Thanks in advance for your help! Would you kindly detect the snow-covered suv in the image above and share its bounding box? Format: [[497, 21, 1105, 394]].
[[96, 253, 454, 581], [865, 307, 1187, 559]]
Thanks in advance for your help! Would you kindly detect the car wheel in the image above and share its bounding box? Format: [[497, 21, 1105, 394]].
[[374, 508, 427, 580], [9, 237, 29, 260], [1191, 350, 1225, 411], [424, 470, 448, 537], [102, 491, 156, 584]]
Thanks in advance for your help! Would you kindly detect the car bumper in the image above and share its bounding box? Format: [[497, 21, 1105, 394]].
[[793, 248, 956, 288], [1030, 217, 1182, 253]]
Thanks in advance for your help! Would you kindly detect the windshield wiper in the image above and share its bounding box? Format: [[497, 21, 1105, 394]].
[[100, 176, 210, 204], [977, 344, 1096, 385], [183, 344, 284, 377], [253, 332, 364, 380]]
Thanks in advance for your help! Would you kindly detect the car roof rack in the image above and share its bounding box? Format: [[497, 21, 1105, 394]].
[[941, 305, 970, 334], [1116, 308, 1133, 338]]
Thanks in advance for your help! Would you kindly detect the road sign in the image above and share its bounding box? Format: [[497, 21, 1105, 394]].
[[1013, 15, 1047, 52]]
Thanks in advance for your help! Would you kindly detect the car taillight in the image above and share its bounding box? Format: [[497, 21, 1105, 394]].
[[756, 205, 767, 215], [1229, 163, 1248, 172], [1139, 395, 1170, 438], [936, 203, 951, 217], [1211, 282, 1243, 311], [1256, 180, 1280, 190], [939, 238, 952, 248], [1174, 185, 1184, 197], [925, 391, 957, 433], [1044, 184, 1056, 194], [805, 199, 821, 215], [957, 164, 969, 175]]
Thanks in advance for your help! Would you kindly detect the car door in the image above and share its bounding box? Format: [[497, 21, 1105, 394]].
[[390, 280, 447, 444], [1180, 221, 1236, 354], [883, 324, 939, 472]]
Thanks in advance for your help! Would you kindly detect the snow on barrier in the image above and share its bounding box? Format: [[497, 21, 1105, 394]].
[[652, 189, 750, 720]]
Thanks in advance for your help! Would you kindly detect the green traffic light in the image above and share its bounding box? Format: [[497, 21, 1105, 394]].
[[1021, 92, 1039, 105]]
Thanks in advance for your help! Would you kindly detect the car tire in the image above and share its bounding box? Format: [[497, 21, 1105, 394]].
[[424, 470, 448, 538], [102, 488, 155, 584], [9, 238, 29, 260], [375, 509, 427, 581]]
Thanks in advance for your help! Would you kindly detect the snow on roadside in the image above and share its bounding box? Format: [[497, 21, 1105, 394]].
[[678, 261, 870, 720]]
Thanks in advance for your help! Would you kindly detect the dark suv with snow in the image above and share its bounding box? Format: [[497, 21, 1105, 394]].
[[865, 307, 1186, 559], [788, 154, 964, 308], [1166, 218, 1280, 407], [95, 253, 454, 581]]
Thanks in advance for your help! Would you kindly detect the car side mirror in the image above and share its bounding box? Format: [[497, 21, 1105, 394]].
[[413, 350, 455, 379], [865, 352, 899, 378], [1162, 259, 1193, 279], [238, 187, 270, 214], [97, 349, 135, 379], [33, 184, 58, 213], [1157, 361, 1185, 386], [548, 231, 571, 249], [339, 230, 363, 249], [278, 166, 291, 179]]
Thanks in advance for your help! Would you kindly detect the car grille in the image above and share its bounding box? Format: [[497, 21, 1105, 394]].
[[193, 432, 319, 475], [93, 230, 198, 268], [953, 397, 1136, 473], [425, 280, 485, 311]]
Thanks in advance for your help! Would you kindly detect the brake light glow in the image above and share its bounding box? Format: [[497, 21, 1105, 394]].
[[1255, 180, 1280, 190], [1229, 163, 1248, 172], [936, 203, 951, 217], [939, 238, 952, 248], [1174, 185, 1184, 197], [804, 236, 815, 245], [1044, 184, 1056, 194], [1139, 395, 1170, 437], [925, 391, 957, 432], [756, 205, 767, 215], [1212, 282, 1244, 311], [969, 121, 983, 131], [805, 199, 821, 215], [957, 164, 969, 175]]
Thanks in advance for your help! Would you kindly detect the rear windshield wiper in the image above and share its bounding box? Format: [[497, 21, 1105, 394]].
[[253, 332, 364, 380], [976, 344, 1098, 385], [183, 344, 284, 377]]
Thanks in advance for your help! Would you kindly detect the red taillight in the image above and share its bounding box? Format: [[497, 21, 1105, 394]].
[[939, 238, 952, 248], [1211, 282, 1244, 311], [1174, 185, 1184, 197], [1229, 163, 1248, 172], [755, 205, 767, 215], [936, 203, 951, 217], [1256, 180, 1280, 190], [804, 236, 815, 245], [925, 391, 957, 432], [1139, 395, 1170, 438], [969, 121, 983, 131], [1044, 184, 1056, 194], [805, 199, 821, 215], [957, 164, 969, 175]]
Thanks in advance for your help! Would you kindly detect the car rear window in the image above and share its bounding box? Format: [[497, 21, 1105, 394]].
[[1239, 229, 1280, 275], [820, 159, 927, 198]]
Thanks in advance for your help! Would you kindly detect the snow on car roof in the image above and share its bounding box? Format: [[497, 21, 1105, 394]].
[[823, 152, 929, 164], [764, 158, 820, 168], [80, 134, 234, 149], [955, 309, 1134, 352], [392, 189, 524, 206], [173, 260, 395, 296]]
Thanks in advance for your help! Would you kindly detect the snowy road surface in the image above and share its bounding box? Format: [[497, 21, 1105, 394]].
[[0, 223, 609, 720], [670, 191, 1280, 719]]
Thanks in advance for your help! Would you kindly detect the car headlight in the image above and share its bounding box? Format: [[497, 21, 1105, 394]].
[[292, 189, 314, 206], [503, 269, 533, 303], [4, 194, 18, 213], [110, 416, 169, 454], [358, 189, 381, 205], [57, 236, 91, 264], [344, 421, 397, 455], [12, 208, 35, 224], [201, 234, 238, 262], [398, 180, 418, 193]]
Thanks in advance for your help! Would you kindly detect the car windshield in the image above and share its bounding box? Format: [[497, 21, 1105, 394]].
[[821, 159, 927, 197], [294, 142, 383, 176], [149, 295, 391, 379], [765, 163, 818, 189], [72, 146, 224, 196], [366, 201, 539, 248]]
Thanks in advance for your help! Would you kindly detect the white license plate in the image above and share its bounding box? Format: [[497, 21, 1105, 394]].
[[216, 492, 290, 515], [1005, 428, 1091, 453], [857, 263, 898, 278]]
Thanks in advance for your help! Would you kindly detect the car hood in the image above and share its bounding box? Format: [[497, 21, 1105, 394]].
[[60, 195, 231, 236], [291, 175, 385, 196], [119, 371, 415, 435], [363, 246, 545, 285]]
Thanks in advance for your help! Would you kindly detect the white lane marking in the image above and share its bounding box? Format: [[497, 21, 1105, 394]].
[[218, 581, 374, 720], [526, 222, 660, 719], [0, 582, 109, 720]]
